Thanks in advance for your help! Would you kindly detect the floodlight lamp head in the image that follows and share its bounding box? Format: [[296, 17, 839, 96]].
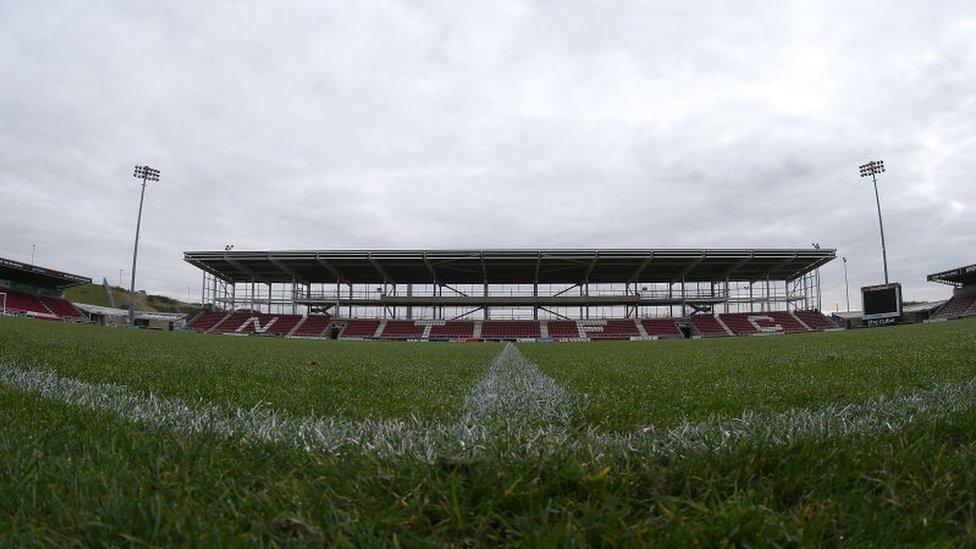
[[858, 159, 885, 178], [133, 165, 161, 182]]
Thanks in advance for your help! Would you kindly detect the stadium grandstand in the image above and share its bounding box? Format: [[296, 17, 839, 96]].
[[183, 248, 838, 341], [74, 303, 187, 331], [0, 256, 90, 321], [928, 262, 976, 321]]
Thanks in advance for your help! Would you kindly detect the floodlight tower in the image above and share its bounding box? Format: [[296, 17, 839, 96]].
[[812, 243, 822, 310], [128, 165, 161, 327], [858, 160, 889, 283], [842, 256, 850, 312]]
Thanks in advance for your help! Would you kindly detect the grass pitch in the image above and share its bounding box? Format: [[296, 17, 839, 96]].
[[2, 316, 976, 545], [0, 319, 500, 420], [520, 320, 976, 429]]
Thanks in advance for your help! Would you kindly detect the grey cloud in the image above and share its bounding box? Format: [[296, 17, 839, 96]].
[[1, 0, 974, 311]]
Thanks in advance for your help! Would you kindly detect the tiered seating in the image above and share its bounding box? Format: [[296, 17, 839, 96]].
[[481, 320, 541, 339], [380, 320, 425, 339], [211, 311, 253, 333], [690, 315, 729, 337], [183, 310, 844, 341], [794, 309, 836, 330], [769, 312, 809, 333], [40, 296, 83, 318], [641, 318, 682, 339], [238, 314, 303, 336], [187, 311, 226, 332], [291, 314, 332, 337], [340, 319, 381, 338], [588, 319, 640, 340], [264, 314, 303, 336], [238, 313, 274, 334], [428, 321, 474, 340], [717, 313, 807, 335], [933, 293, 976, 320], [718, 314, 760, 335], [1, 290, 57, 317], [547, 320, 582, 339]]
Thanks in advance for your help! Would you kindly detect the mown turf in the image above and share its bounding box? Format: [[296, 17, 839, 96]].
[[2, 383, 976, 545], [3, 316, 976, 544], [0, 317, 500, 420], [519, 318, 976, 430]]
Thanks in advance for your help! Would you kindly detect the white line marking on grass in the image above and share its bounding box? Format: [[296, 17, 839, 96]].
[[453, 343, 581, 455], [0, 363, 451, 461], [462, 343, 578, 425], [3, 344, 976, 463], [484, 346, 976, 459], [0, 344, 572, 461], [619, 379, 976, 458]]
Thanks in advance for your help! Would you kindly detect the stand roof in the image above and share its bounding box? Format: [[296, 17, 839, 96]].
[[184, 248, 835, 285], [0, 256, 91, 289]]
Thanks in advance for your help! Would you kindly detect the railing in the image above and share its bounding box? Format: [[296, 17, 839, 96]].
[[298, 289, 730, 301]]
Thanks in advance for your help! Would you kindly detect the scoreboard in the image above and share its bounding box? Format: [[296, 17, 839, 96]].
[[861, 283, 902, 325]]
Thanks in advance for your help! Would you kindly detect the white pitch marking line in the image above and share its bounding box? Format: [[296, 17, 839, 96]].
[[0, 343, 567, 461], [0, 363, 450, 460], [461, 343, 578, 426], [3, 345, 976, 462], [626, 377, 976, 458], [451, 343, 582, 455]]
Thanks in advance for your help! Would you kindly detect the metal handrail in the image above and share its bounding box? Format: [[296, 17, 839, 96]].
[[297, 289, 731, 301]]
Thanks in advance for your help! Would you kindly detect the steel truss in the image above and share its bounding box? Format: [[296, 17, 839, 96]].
[[192, 248, 833, 319], [200, 277, 822, 320]]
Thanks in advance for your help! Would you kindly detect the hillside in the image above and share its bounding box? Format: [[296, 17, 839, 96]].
[[64, 283, 201, 317]]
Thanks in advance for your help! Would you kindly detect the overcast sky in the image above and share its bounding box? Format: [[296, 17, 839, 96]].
[[1, 1, 974, 310]]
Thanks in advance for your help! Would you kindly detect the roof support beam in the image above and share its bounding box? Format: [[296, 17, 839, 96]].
[[427, 252, 481, 268], [674, 253, 705, 281], [628, 253, 655, 283], [423, 253, 440, 285], [440, 284, 469, 297], [720, 253, 754, 279], [783, 254, 828, 282], [541, 253, 590, 267], [225, 257, 257, 278], [480, 252, 488, 283], [581, 253, 600, 284], [534, 252, 542, 285], [188, 260, 230, 282], [449, 306, 484, 321], [552, 284, 580, 298], [537, 306, 573, 321], [314, 255, 348, 284], [270, 258, 302, 282], [367, 254, 391, 283], [768, 253, 799, 277]]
